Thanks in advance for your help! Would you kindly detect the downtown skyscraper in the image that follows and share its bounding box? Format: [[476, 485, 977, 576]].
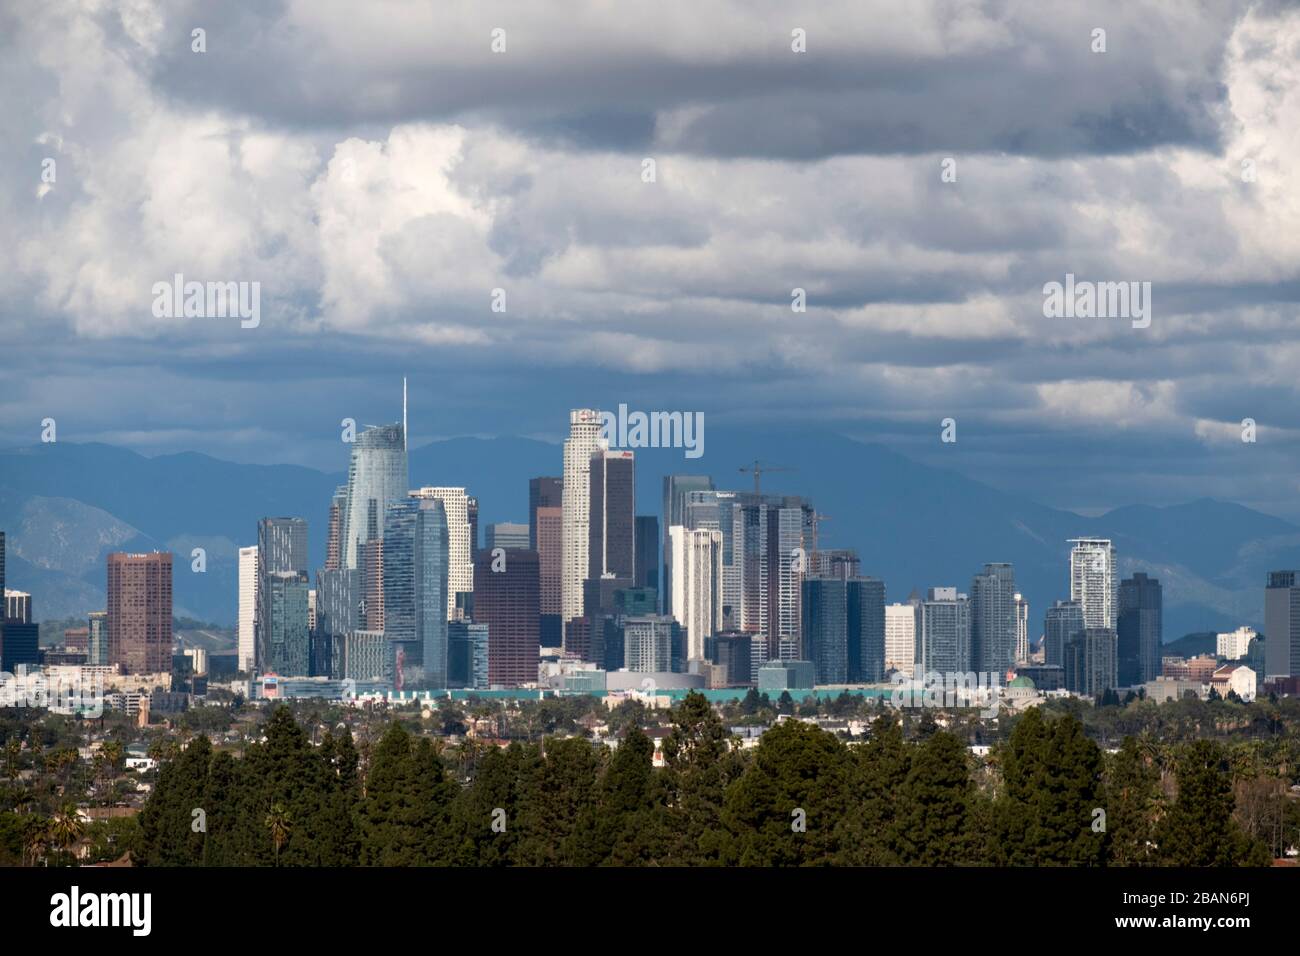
[[340, 422, 408, 571], [383, 496, 450, 688], [669, 525, 723, 662], [971, 562, 1016, 675], [562, 409, 604, 636], [409, 487, 473, 618], [1118, 572, 1162, 685], [588, 448, 636, 584], [106, 552, 173, 674]]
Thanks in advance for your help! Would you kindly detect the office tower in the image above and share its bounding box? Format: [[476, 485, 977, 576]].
[[340, 422, 408, 571], [584, 574, 632, 621], [802, 577, 848, 684], [1265, 571, 1300, 678], [1117, 572, 1162, 685], [87, 611, 108, 666], [849, 577, 886, 683], [624, 615, 675, 673], [588, 448, 635, 585], [0, 620, 37, 672], [325, 486, 347, 571], [62, 627, 88, 652], [529, 476, 563, 549], [262, 571, 310, 676], [635, 515, 659, 594], [1044, 599, 1085, 668], [383, 496, 450, 687], [1064, 627, 1118, 696], [615, 586, 658, 617], [315, 567, 359, 677], [258, 517, 308, 579], [409, 488, 472, 620], [1014, 593, 1030, 664], [669, 526, 723, 662], [4, 590, 31, 624], [662, 475, 715, 614], [486, 523, 529, 552], [448, 621, 490, 689], [809, 549, 861, 580], [971, 562, 1016, 675], [361, 539, 385, 631], [918, 587, 971, 674], [0, 531, 4, 666], [680, 489, 740, 628], [885, 603, 917, 678], [237, 545, 258, 673], [803, 575, 885, 685], [106, 552, 173, 674], [257, 518, 307, 673], [535, 505, 563, 645], [467, 496, 479, 556], [708, 631, 754, 685], [1069, 538, 1117, 629], [474, 548, 540, 687], [563, 409, 605, 633]]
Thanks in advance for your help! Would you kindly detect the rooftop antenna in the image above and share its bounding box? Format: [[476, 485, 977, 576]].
[[403, 376, 408, 451]]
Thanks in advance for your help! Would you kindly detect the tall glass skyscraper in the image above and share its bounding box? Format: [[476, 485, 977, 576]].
[[383, 496, 449, 688], [971, 562, 1016, 675], [1044, 599, 1085, 668], [1118, 572, 1162, 685], [341, 423, 408, 572]]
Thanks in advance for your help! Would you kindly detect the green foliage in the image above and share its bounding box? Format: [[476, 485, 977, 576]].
[[1157, 739, 1271, 866]]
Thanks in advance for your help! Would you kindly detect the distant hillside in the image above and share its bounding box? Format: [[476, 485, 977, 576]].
[[3, 431, 1297, 642]]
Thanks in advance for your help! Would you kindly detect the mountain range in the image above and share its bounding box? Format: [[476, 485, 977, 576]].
[[2, 428, 1297, 644]]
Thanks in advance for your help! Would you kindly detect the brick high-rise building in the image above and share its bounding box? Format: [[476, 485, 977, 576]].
[[474, 548, 540, 687], [107, 552, 173, 674], [536, 505, 563, 645]]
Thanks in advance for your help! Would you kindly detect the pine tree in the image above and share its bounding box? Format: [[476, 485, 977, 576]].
[[1105, 736, 1161, 866], [1157, 739, 1271, 866], [887, 731, 971, 865]]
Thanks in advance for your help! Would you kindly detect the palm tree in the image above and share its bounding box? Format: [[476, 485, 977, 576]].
[[3, 738, 21, 782], [24, 819, 50, 867], [49, 803, 85, 862], [265, 803, 292, 866]]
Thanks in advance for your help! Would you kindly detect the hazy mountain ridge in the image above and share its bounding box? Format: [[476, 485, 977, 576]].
[[1, 432, 1295, 640]]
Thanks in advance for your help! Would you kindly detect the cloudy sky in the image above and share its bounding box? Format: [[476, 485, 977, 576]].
[[3, 0, 1300, 520]]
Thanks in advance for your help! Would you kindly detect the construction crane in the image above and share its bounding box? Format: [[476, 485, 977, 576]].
[[812, 512, 832, 552], [739, 460, 795, 495]]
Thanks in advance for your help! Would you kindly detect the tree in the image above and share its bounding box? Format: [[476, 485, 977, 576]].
[[887, 731, 972, 865], [994, 710, 1107, 866], [265, 803, 292, 866], [1157, 740, 1271, 866], [722, 719, 848, 866], [514, 737, 602, 866], [659, 692, 743, 865], [837, 715, 910, 865], [1105, 736, 1161, 865], [569, 727, 662, 866]]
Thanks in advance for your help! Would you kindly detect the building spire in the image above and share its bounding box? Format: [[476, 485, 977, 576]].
[[403, 376, 408, 451]]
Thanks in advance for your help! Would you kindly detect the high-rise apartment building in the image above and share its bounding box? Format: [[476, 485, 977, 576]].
[[1064, 627, 1118, 696], [410, 488, 472, 619], [623, 615, 675, 673], [87, 611, 108, 667], [971, 562, 1016, 675], [1069, 538, 1117, 629], [1014, 593, 1030, 664], [238, 545, 258, 673], [918, 587, 970, 674], [325, 485, 347, 571], [562, 409, 604, 634], [1265, 571, 1300, 678], [106, 552, 173, 674], [474, 548, 540, 687], [1216, 626, 1256, 661], [257, 518, 307, 673], [1044, 599, 1084, 668], [802, 577, 849, 684], [885, 602, 917, 678], [848, 577, 886, 683], [528, 476, 563, 550], [1117, 572, 1162, 685], [668, 525, 723, 662]]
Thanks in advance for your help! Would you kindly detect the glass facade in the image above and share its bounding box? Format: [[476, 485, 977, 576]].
[[341, 423, 408, 571], [383, 497, 449, 688]]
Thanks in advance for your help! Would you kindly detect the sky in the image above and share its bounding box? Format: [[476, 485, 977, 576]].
[[3, 0, 1300, 520]]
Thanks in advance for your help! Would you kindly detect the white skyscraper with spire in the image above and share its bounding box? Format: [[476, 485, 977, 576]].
[[562, 408, 605, 637]]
